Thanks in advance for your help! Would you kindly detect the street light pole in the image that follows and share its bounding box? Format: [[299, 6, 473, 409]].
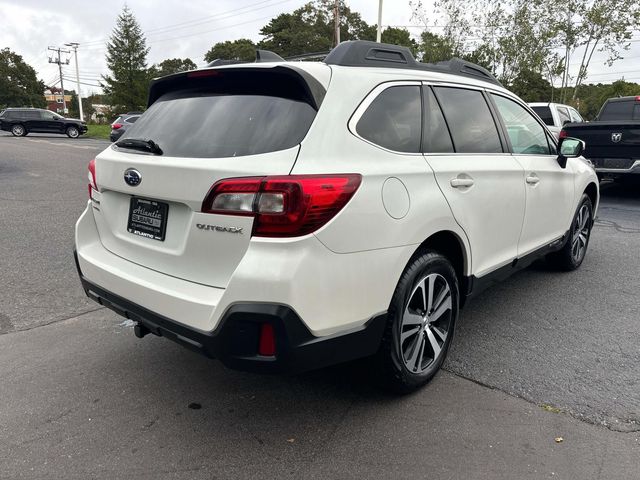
[[376, 0, 383, 43], [65, 42, 83, 121]]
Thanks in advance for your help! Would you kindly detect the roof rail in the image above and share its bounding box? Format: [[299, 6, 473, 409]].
[[323, 40, 502, 86], [206, 49, 285, 67]]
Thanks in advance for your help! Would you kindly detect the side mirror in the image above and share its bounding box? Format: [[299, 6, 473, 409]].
[[557, 137, 585, 168]]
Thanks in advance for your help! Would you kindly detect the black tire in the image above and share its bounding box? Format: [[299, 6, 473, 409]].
[[11, 124, 26, 137], [66, 126, 80, 138], [546, 194, 593, 271], [376, 251, 459, 393]]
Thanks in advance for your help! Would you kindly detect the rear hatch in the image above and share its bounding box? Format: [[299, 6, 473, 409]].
[[91, 65, 328, 288], [563, 121, 640, 167]]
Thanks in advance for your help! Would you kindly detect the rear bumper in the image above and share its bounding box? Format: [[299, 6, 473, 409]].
[[592, 158, 640, 174], [75, 253, 386, 373]]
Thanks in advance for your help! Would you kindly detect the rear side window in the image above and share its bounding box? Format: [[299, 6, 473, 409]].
[[121, 92, 316, 158], [556, 106, 571, 125], [423, 87, 453, 153], [569, 108, 583, 123], [492, 95, 553, 155], [531, 106, 554, 126], [599, 100, 634, 121], [356, 85, 422, 153], [126, 116, 139, 124], [433, 87, 503, 154]]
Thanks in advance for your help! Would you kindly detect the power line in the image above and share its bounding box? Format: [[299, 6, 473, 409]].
[[81, 0, 299, 48]]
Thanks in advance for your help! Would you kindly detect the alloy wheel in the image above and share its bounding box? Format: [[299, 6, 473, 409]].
[[571, 204, 591, 263], [400, 273, 453, 373]]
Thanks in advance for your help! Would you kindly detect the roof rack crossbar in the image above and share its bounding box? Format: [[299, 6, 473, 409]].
[[323, 40, 502, 87]]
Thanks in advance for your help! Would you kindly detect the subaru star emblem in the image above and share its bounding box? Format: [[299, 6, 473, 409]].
[[611, 132, 622, 143], [124, 168, 142, 187]]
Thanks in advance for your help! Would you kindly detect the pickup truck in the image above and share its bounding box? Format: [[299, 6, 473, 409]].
[[529, 102, 584, 138], [561, 96, 640, 181]]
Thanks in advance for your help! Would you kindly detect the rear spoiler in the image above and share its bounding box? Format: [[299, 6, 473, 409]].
[[147, 65, 326, 110]]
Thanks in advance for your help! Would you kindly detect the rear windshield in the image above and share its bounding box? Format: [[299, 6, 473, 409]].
[[120, 91, 317, 158], [598, 100, 637, 121], [531, 106, 554, 126]]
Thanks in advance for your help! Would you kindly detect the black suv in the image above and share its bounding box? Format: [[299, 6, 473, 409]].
[[0, 108, 88, 138]]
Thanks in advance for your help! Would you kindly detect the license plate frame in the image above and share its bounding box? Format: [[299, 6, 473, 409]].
[[127, 197, 169, 241]]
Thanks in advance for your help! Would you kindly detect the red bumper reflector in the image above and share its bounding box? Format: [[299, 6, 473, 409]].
[[258, 323, 276, 357]]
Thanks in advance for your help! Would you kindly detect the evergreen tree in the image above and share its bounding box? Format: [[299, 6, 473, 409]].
[[102, 6, 150, 111], [0, 48, 46, 108]]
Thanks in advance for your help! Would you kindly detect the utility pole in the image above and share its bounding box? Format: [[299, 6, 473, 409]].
[[376, 0, 383, 43], [334, 0, 340, 47], [65, 43, 83, 121], [48, 46, 70, 114]]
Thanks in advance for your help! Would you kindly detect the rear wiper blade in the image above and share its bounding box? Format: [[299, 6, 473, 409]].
[[115, 138, 163, 155]]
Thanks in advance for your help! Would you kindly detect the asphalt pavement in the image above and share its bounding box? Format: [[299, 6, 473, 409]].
[[1, 133, 639, 479]]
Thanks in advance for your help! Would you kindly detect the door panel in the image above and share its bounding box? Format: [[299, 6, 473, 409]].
[[490, 94, 574, 255], [513, 156, 574, 254], [425, 155, 525, 276]]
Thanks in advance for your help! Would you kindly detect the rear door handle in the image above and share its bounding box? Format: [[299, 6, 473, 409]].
[[450, 178, 474, 188], [526, 174, 540, 185]]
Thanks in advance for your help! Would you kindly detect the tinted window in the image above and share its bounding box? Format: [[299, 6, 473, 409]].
[[22, 110, 40, 120], [121, 92, 317, 158], [492, 95, 553, 155], [531, 106, 554, 126], [357, 86, 421, 153], [556, 107, 571, 125], [126, 116, 140, 123], [569, 108, 583, 123], [433, 87, 502, 153], [423, 87, 453, 153], [599, 100, 634, 121], [41, 110, 58, 120], [633, 104, 640, 121]]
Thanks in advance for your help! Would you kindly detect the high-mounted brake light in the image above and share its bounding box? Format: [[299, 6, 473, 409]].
[[187, 70, 221, 78], [88, 159, 97, 200], [559, 129, 568, 139], [202, 175, 362, 237], [111, 123, 123, 129]]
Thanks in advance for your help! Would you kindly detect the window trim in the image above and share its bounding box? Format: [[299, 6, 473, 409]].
[[348, 80, 424, 156], [430, 83, 507, 155], [487, 92, 558, 156]]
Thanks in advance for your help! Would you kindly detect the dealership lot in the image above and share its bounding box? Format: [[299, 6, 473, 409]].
[[1, 133, 639, 478]]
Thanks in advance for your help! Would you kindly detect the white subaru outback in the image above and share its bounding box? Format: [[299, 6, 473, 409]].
[[75, 41, 598, 392]]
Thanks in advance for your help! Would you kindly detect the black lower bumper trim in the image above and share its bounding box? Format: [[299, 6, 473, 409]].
[[75, 257, 386, 374]]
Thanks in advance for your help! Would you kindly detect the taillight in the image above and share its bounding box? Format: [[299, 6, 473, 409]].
[[88, 159, 97, 199], [202, 174, 362, 237], [111, 123, 122, 129], [559, 129, 568, 139]]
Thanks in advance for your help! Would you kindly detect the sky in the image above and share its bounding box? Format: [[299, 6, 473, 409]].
[[1, 0, 639, 98]]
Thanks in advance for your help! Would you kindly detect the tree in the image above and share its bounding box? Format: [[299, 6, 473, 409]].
[[418, 31, 455, 63], [381, 27, 419, 56], [204, 39, 256, 63], [151, 58, 197, 77], [0, 48, 46, 108], [508, 70, 553, 102], [102, 6, 150, 112], [258, 1, 375, 58], [553, 0, 640, 101]]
